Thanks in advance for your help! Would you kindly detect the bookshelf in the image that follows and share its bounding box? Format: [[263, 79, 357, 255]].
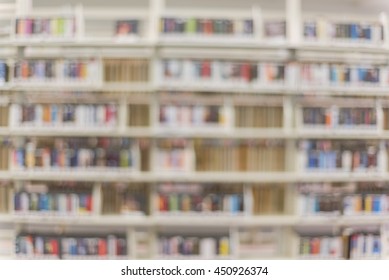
[[1, 0, 389, 260]]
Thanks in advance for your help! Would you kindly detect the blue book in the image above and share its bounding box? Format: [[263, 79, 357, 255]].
[[314, 197, 320, 212], [14, 193, 20, 211], [373, 237, 381, 254], [230, 195, 239, 213], [372, 196, 381, 213], [364, 26, 372, 40], [307, 152, 315, 168], [319, 151, 326, 169], [40, 193, 49, 211], [0, 61, 7, 84], [330, 66, 337, 82], [51, 104, 58, 123], [350, 24, 358, 39], [17, 148, 25, 167]]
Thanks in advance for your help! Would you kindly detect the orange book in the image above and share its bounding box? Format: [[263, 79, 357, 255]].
[[21, 61, 29, 79], [80, 62, 87, 79], [354, 196, 362, 213], [43, 105, 51, 123], [325, 109, 331, 126]]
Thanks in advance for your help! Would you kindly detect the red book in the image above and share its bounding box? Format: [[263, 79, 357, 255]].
[[241, 63, 250, 82], [98, 239, 107, 256], [204, 20, 213, 34], [86, 195, 92, 211], [51, 239, 59, 256], [67, 194, 72, 212], [201, 61, 211, 78]]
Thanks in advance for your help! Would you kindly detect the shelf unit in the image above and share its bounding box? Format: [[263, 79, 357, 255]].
[[1, 0, 389, 260]]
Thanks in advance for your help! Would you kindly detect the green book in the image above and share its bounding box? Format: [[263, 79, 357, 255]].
[[120, 149, 129, 168], [169, 194, 179, 211], [186, 18, 196, 34], [58, 18, 65, 35]]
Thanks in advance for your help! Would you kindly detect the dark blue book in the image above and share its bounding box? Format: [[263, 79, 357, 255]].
[[0, 61, 7, 83]]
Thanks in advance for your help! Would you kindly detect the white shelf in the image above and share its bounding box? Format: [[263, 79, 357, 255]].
[[2, 170, 389, 183], [4, 127, 389, 139]]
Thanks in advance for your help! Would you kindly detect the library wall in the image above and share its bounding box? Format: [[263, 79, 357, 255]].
[[1, 0, 389, 260]]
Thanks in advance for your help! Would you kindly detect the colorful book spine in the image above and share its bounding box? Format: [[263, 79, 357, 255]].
[[11, 103, 117, 128], [14, 59, 99, 83], [160, 18, 253, 36], [15, 17, 75, 38], [11, 138, 137, 170], [16, 234, 127, 259], [299, 236, 342, 259], [158, 235, 229, 257]]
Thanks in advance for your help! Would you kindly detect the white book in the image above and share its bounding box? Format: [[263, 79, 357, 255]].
[[365, 234, 374, 257], [320, 237, 330, 256], [34, 104, 43, 126], [10, 104, 21, 127], [59, 194, 67, 213], [70, 193, 79, 214], [297, 194, 307, 215], [97, 105, 106, 126], [200, 237, 216, 258], [180, 106, 191, 126], [342, 150, 352, 172], [107, 235, 117, 257]]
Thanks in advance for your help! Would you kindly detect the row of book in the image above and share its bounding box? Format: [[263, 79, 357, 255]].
[[160, 18, 254, 36], [3, 102, 386, 130], [302, 140, 379, 171], [159, 105, 225, 127], [195, 140, 285, 172], [15, 17, 75, 37], [158, 236, 230, 257], [11, 138, 138, 170], [13, 59, 99, 83], [343, 194, 388, 215], [5, 103, 383, 130], [5, 58, 389, 87], [304, 20, 384, 43], [300, 233, 381, 259], [156, 193, 244, 214], [301, 63, 382, 85], [104, 59, 149, 83], [162, 60, 389, 87], [10, 103, 118, 128], [235, 106, 283, 128], [14, 191, 93, 214], [252, 186, 285, 215], [298, 194, 389, 216], [302, 107, 377, 127], [162, 60, 285, 84], [15, 234, 127, 258], [12, 16, 385, 44], [347, 233, 382, 259], [299, 236, 342, 258]]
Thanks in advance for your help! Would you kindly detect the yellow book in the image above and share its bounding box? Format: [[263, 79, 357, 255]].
[[364, 195, 372, 213], [219, 237, 230, 256]]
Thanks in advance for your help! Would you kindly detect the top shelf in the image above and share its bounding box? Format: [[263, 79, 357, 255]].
[[0, 0, 387, 54]]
